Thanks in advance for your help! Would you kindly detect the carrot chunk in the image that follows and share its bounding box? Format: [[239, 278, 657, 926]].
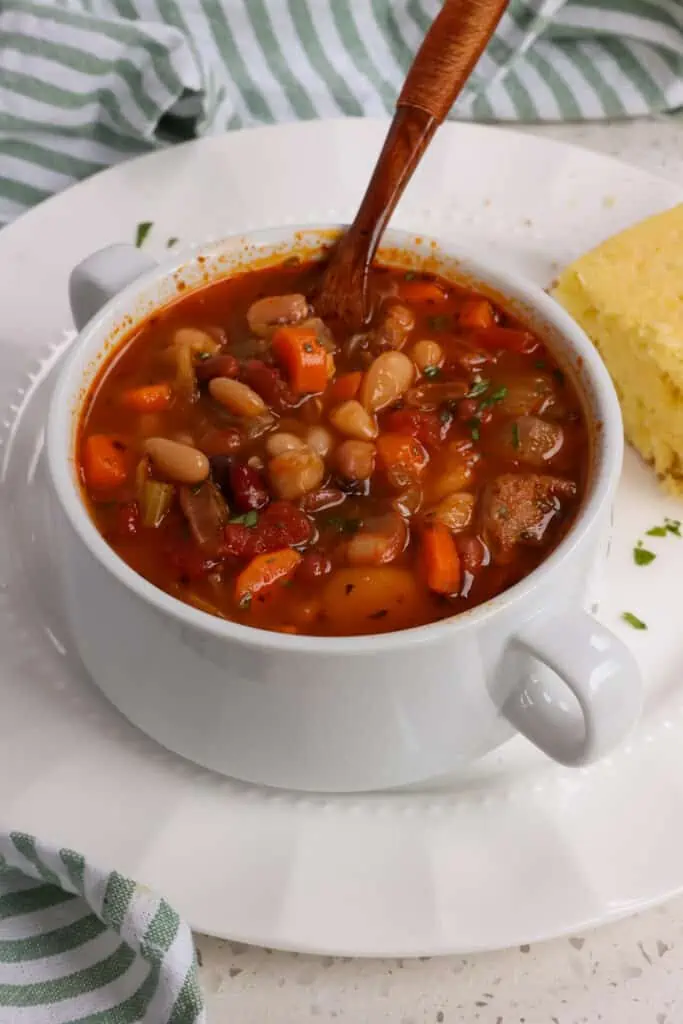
[[327, 371, 362, 404], [399, 280, 447, 304], [459, 298, 494, 329], [83, 435, 128, 491], [272, 326, 328, 395], [120, 383, 173, 412], [235, 548, 302, 607], [421, 523, 461, 595]]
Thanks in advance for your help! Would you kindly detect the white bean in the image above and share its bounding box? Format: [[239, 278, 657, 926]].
[[144, 437, 209, 485], [410, 339, 443, 373], [359, 351, 414, 413], [269, 448, 325, 499], [265, 432, 308, 458], [329, 400, 378, 441], [307, 425, 334, 458]]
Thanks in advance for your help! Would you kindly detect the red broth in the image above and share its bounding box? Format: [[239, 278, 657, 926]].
[[78, 259, 588, 636]]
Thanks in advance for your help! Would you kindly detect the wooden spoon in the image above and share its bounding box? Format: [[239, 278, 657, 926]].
[[315, 0, 509, 329]]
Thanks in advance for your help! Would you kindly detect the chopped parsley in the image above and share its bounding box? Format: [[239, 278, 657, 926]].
[[467, 378, 490, 398], [423, 364, 441, 379], [166, 236, 179, 248], [327, 516, 362, 535], [644, 518, 681, 538], [633, 544, 656, 566], [511, 422, 520, 449], [135, 221, 153, 247], [439, 407, 453, 425], [229, 510, 259, 528], [479, 385, 508, 410], [427, 314, 451, 331], [197, 351, 211, 361], [239, 593, 252, 611], [622, 611, 647, 631], [469, 419, 481, 442]]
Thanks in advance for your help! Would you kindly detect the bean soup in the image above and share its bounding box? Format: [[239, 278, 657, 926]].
[[78, 257, 588, 636]]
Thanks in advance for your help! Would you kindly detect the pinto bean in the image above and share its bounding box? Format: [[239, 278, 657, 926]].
[[209, 377, 267, 417], [334, 441, 376, 481], [246, 294, 309, 337]]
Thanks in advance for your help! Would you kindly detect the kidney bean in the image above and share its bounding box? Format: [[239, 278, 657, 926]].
[[230, 463, 270, 511], [199, 428, 243, 457], [195, 353, 239, 382], [298, 549, 332, 582], [455, 533, 488, 574], [300, 487, 345, 513], [241, 359, 296, 412]]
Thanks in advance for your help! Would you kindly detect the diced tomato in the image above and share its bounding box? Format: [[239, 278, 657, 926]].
[[474, 327, 538, 354], [222, 501, 313, 561], [169, 545, 222, 581], [256, 501, 313, 550], [115, 501, 139, 537], [382, 408, 445, 449], [222, 523, 254, 559], [327, 372, 362, 404]]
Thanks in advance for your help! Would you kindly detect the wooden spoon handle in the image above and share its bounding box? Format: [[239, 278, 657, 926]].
[[317, 0, 508, 326], [398, 0, 509, 123]]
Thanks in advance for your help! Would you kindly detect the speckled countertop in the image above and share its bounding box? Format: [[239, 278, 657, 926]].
[[196, 117, 683, 1024]]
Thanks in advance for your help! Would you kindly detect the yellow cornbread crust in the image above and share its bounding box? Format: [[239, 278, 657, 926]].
[[552, 203, 683, 496]]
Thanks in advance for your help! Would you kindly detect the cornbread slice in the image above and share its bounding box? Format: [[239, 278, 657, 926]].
[[553, 203, 683, 495]]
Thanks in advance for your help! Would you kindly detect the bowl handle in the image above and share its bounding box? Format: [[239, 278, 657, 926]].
[[69, 244, 158, 331], [503, 610, 643, 765]]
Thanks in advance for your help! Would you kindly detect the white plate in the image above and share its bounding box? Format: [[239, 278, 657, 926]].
[[1, 119, 683, 957]]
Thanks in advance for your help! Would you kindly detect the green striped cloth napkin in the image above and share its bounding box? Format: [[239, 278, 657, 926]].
[[1, 0, 683, 224], [0, 833, 204, 1023]]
